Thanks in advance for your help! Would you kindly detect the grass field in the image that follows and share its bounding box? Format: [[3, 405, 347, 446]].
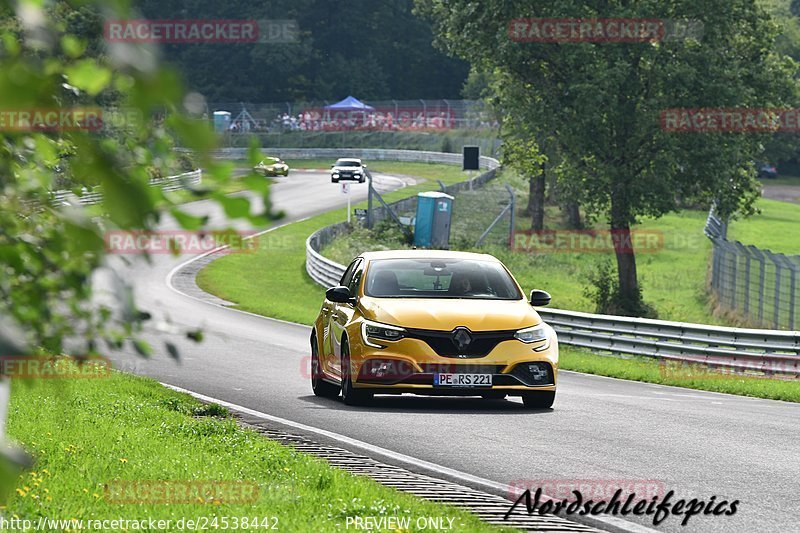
[[560, 350, 800, 403], [4, 372, 509, 532], [197, 164, 800, 403], [727, 197, 800, 254]]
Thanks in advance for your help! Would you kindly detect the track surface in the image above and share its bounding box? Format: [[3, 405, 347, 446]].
[[108, 169, 800, 533]]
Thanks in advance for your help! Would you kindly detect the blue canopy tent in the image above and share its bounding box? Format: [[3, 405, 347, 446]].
[[323, 96, 375, 111], [323, 96, 375, 128]]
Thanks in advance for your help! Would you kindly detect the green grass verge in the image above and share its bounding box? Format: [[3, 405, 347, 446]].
[[5, 372, 509, 532], [197, 166, 800, 403], [560, 347, 800, 403]]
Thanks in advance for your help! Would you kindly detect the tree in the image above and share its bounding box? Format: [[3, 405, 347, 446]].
[[499, 124, 546, 230], [417, 0, 798, 314], [0, 0, 281, 496], [132, 0, 470, 101]]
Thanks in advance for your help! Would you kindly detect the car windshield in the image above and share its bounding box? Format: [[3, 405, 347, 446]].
[[262, 158, 280, 164], [336, 160, 361, 167], [364, 258, 522, 300]]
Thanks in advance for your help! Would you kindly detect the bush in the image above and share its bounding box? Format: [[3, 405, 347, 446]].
[[583, 260, 658, 318]]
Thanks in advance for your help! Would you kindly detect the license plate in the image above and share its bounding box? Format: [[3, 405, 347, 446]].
[[434, 373, 492, 387]]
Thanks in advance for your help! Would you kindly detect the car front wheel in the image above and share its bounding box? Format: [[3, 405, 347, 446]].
[[521, 390, 555, 409], [311, 335, 339, 399], [340, 340, 372, 406]]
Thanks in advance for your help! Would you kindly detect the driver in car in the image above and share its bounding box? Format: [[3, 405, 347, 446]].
[[449, 273, 473, 295]]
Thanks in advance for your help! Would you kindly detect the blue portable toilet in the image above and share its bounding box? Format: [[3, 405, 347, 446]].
[[414, 191, 454, 249], [213, 111, 231, 132]]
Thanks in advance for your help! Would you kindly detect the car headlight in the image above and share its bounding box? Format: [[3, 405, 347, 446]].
[[332, 173, 339, 177], [514, 324, 548, 344], [361, 320, 406, 348]]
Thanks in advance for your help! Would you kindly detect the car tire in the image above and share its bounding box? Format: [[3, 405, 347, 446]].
[[311, 335, 339, 399], [340, 340, 372, 406], [331, 178, 338, 183], [481, 392, 506, 400], [521, 390, 555, 409], [359, 176, 365, 183]]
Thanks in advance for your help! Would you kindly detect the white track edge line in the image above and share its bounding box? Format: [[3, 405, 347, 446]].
[[160, 382, 657, 533]]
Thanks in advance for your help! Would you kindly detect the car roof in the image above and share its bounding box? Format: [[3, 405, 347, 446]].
[[335, 158, 362, 163], [359, 249, 500, 262]]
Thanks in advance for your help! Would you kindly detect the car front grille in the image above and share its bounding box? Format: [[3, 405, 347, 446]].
[[404, 328, 517, 358], [419, 363, 507, 374]]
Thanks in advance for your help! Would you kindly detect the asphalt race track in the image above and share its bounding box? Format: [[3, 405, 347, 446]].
[[107, 169, 800, 533]]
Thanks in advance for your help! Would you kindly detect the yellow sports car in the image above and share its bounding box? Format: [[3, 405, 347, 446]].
[[254, 157, 289, 177], [311, 250, 558, 408]]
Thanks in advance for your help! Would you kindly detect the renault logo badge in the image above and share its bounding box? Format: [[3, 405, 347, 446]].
[[452, 327, 473, 352]]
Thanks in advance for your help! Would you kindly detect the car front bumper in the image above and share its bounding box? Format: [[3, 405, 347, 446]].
[[349, 335, 558, 394]]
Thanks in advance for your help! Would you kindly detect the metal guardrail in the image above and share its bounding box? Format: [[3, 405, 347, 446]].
[[303, 152, 800, 377], [536, 308, 799, 377], [209, 147, 501, 170], [50, 170, 202, 207]]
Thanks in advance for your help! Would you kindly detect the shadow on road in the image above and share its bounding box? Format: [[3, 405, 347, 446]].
[[298, 394, 555, 415]]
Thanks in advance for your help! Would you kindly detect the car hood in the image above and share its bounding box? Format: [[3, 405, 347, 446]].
[[358, 297, 542, 331], [333, 166, 362, 172]]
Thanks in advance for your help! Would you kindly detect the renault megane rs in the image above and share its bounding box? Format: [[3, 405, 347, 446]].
[[310, 250, 558, 408]]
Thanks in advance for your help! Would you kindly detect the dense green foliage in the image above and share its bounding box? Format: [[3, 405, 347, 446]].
[[0, 0, 278, 363], [417, 0, 799, 315], [134, 0, 469, 101]]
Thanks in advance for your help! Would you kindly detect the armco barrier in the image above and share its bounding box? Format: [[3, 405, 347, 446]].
[[303, 152, 800, 378], [208, 147, 501, 170], [50, 170, 202, 207]]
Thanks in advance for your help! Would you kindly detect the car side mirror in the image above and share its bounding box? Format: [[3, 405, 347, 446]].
[[362, 164, 367, 168], [326, 286, 355, 304], [530, 289, 551, 307]]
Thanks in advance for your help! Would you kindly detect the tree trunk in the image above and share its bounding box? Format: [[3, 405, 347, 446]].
[[530, 163, 546, 231], [524, 174, 535, 216], [610, 190, 640, 313], [564, 202, 582, 229]]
